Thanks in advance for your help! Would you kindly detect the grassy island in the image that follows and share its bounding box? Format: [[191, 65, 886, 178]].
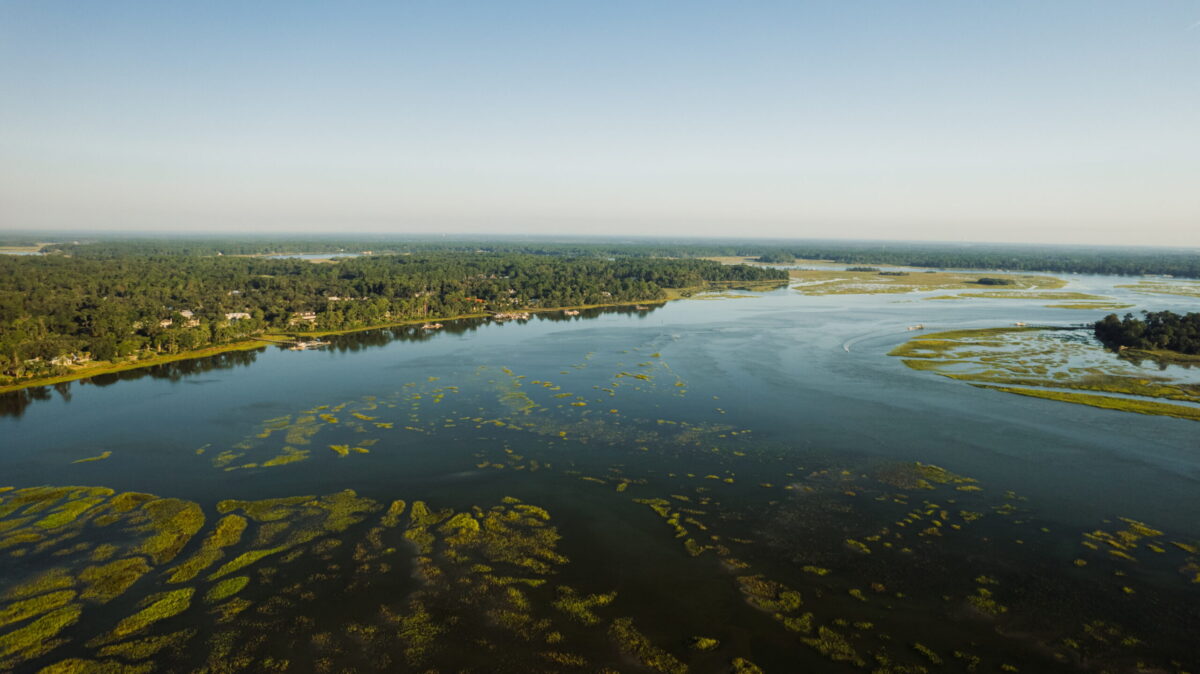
[[891, 327, 1200, 421]]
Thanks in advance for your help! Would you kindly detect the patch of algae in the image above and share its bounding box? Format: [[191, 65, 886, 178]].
[[608, 617, 688, 674], [0, 589, 76, 628], [208, 490, 380, 580], [403, 501, 452, 554], [206, 547, 285, 581], [205, 576, 250, 603], [876, 461, 978, 491], [552, 586, 616, 625], [0, 604, 83, 667], [80, 557, 151, 603], [262, 446, 310, 467], [3, 568, 76, 601], [36, 493, 112, 530], [136, 499, 205, 565], [801, 626, 864, 667], [37, 658, 154, 674], [434, 499, 567, 575], [96, 627, 196, 660], [737, 575, 803, 613], [91, 588, 194, 645], [1080, 517, 1166, 563], [167, 514, 248, 583], [72, 451, 112, 464], [731, 658, 765, 673]]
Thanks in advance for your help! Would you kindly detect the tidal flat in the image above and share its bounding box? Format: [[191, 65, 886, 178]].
[[2, 274, 1198, 672], [789, 269, 1065, 296], [890, 326, 1200, 418]]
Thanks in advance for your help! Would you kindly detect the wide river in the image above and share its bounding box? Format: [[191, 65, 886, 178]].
[[2, 273, 1197, 672]]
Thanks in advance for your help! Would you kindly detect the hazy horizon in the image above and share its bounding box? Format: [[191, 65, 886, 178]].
[[2, 2, 1198, 246]]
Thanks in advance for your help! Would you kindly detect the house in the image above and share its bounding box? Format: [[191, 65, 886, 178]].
[[225, 312, 251, 321], [289, 312, 318, 325]]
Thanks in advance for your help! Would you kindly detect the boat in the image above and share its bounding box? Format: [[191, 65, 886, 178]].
[[288, 339, 330, 351]]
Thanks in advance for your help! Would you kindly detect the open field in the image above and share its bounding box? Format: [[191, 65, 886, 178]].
[[0, 243, 52, 253]]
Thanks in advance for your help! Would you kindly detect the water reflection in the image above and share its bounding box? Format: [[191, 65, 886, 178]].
[[326, 304, 661, 352], [0, 348, 264, 418], [0, 304, 662, 418]]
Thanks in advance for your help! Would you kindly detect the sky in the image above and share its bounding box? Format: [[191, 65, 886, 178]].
[[1, 1, 1198, 246]]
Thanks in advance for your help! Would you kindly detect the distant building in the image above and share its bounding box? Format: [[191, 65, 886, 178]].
[[225, 312, 251, 320]]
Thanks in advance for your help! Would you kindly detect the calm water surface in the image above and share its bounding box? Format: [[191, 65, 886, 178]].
[[2, 277, 1197, 672]]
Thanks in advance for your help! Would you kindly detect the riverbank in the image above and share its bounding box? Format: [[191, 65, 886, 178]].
[[0, 283, 780, 393], [0, 337, 286, 395], [1120, 347, 1200, 365]]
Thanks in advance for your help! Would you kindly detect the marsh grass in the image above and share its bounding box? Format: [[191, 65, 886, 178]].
[[981, 386, 1200, 422], [791, 270, 1065, 296]]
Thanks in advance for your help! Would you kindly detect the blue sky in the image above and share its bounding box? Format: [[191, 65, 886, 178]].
[[1, 1, 1197, 245]]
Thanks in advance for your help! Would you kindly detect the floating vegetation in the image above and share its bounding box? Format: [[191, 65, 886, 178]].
[[80, 557, 151, 603], [608, 617, 688, 674], [262, 446, 310, 467], [552, 586, 616, 625], [801, 626, 864, 666], [93, 587, 195, 644], [72, 451, 112, 464]]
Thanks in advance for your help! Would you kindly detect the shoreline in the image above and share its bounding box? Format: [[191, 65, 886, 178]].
[[0, 283, 778, 394], [0, 338, 281, 395]]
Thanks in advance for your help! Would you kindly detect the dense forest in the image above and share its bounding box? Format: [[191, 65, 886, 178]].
[[1094, 311, 1200, 355], [0, 253, 783, 384], [14, 236, 1200, 278]]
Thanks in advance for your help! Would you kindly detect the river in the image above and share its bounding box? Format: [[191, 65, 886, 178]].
[[1, 274, 1197, 672]]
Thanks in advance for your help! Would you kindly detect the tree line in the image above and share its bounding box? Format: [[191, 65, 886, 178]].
[[1094, 311, 1200, 355], [0, 252, 784, 384], [17, 236, 1200, 278]]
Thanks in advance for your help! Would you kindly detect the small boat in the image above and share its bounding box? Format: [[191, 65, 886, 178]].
[[906, 324, 924, 331], [421, 323, 444, 330], [563, 309, 580, 316], [288, 340, 330, 351]]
